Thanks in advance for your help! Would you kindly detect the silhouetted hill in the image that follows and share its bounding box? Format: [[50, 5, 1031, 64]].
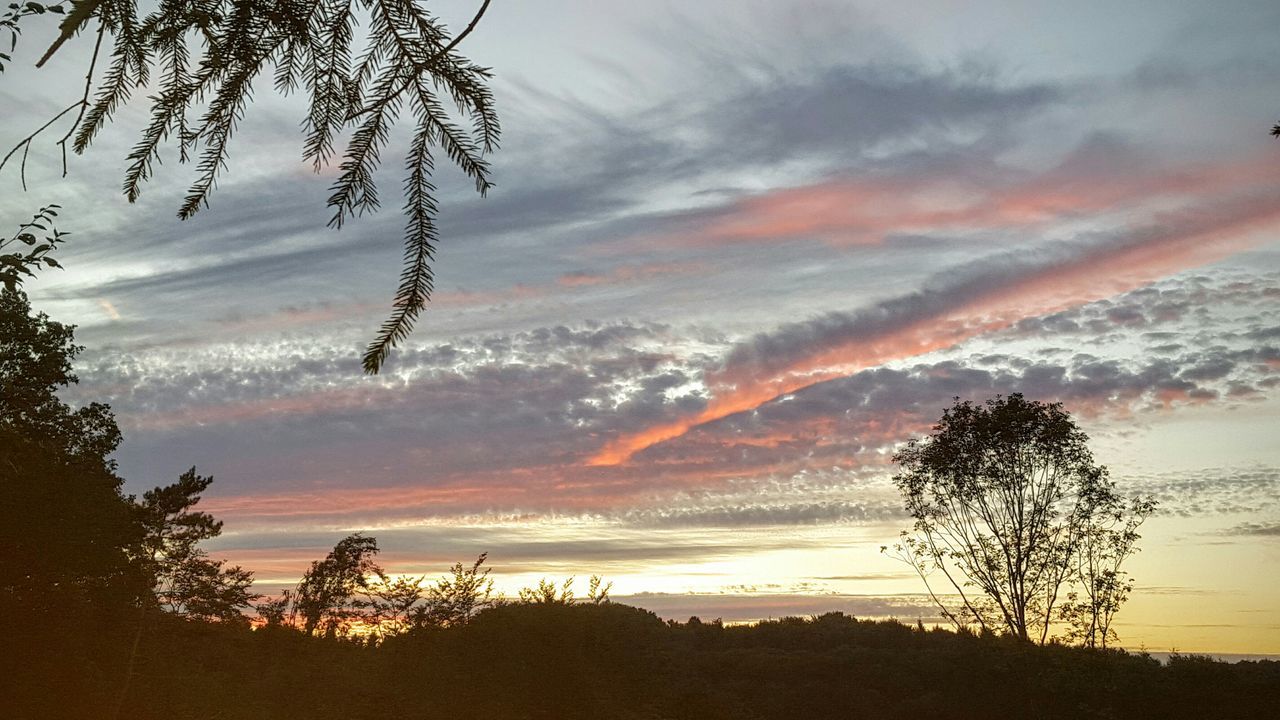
[[7, 603, 1278, 719]]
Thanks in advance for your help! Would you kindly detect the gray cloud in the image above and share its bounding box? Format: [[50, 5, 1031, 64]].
[[716, 200, 1280, 385], [1219, 522, 1280, 538]]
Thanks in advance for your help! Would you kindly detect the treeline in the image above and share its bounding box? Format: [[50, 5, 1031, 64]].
[[8, 602, 1280, 719]]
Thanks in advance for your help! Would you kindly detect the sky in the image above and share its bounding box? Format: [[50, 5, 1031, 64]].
[[4, 0, 1279, 654]]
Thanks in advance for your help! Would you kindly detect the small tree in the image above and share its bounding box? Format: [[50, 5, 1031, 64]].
[[292, 533, 381, 637], [137, 468, 259, 624], [586, 574, 612, 605], [1059, 495, 1156, 648], [885, 394, 1153, 644], [414, 552, 495, 628]]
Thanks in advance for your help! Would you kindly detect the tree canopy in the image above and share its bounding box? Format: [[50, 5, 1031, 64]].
[[0, 285, 141, 623]]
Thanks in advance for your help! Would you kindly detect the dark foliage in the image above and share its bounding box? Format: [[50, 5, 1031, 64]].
[[0, 289, 140, 614], [6, 605, 1278, 719], [1, 283, 259, 719]]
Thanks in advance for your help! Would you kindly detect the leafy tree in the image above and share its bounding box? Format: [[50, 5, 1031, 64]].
[[412, 551, 495, 628], [137, 467, 259, 624], [363, 569, 428, 637], [0, 285, 143, 630], [256, 589, 293, 627], [260, 544, 497, 637], [0, 266, 119, 474], [292, 532, 381, 637], [586, 574, 612, 604], [885, 394, 1153, 644], [3, 0, 498, 373]]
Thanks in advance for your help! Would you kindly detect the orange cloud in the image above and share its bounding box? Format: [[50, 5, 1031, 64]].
[[590, 190, 1280, 466], [673, 155, 1277, 248]]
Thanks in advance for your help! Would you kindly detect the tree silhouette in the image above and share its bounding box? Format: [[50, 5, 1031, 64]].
[[0, 285, 143, 636], [885, 394, 1154, 644], [138, 467, 259, 624], [412, 552, 496, 628], [292, 533, 381, 637], [4, 0, 498, 373], [519, 576, 577, 604], [1059, 493, 1156, 648]]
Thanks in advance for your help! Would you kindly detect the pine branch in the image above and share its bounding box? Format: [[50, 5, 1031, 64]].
[[363, 117, 437, 374], [9, 0, 501, 373]]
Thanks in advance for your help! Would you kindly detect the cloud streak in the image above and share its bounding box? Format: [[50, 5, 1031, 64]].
[[590, 188, 1280, 465]]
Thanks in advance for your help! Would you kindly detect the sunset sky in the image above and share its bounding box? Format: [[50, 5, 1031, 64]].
[[5, 0, 1279, 654]]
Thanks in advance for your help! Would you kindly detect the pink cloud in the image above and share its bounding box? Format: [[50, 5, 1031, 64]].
[[590, 188, 1280, 466], [663, 154, 1277, 248]]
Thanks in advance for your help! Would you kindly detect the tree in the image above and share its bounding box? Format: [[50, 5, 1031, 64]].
[[1059, 494, 1156, 648], [292, 532, 381, 637], [884, 394, 1154, 645], [260, 542, 497, 637], [4, 0, 499, 373], [586, 574, 612, 605], [519, 576, 576, 604], [412, 552, 495, 628], [0, 284, 144, 639], [137, 467, 259, 624]]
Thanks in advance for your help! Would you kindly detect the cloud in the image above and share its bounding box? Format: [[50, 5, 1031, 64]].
[[103, 312, 1275, 528], [590, 190, 1280, 465], [1133, 467, 1280, 518], [654, 138, 1272, 249], [619, 500, 905, 528], [1220, 522, 1280, 538]]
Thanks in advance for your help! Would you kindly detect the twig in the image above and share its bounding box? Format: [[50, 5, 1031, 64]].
[[0, 101, 83, 188], [58, 20, 106, 176], [1, 20, 104, 188], [433, 0, 492, 61]]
